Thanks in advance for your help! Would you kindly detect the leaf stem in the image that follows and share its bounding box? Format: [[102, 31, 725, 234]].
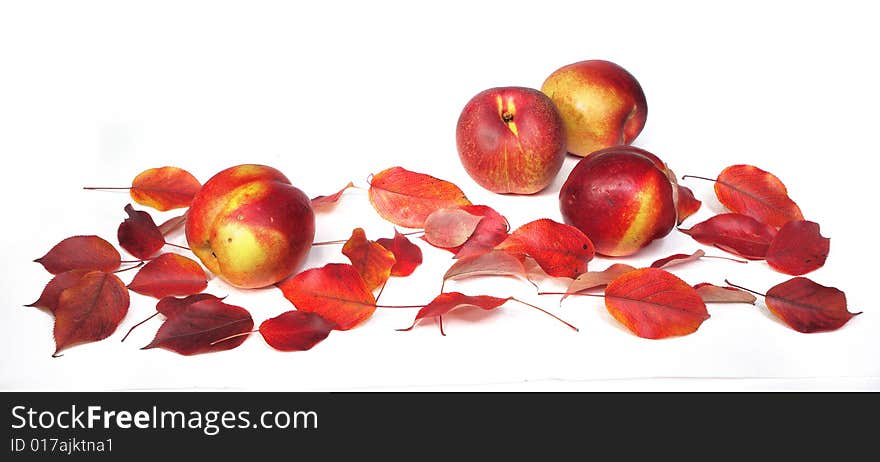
[[311, 239, 348, 246], [510, 298, 579, 332], [438, 315, 446, 336], [113, 261, 145, 274], [375, 280, 388, 305], [164, 242, 192, 252], [681, 174, 716, 183], [209, 330, 258, 346], [704, 254, 748, 264], [538, 291, 604, 298], [121, 312, 159, 342], [82, 186, 132, 190], [375, 304, 425, 309], [723, 279, 767, 298]]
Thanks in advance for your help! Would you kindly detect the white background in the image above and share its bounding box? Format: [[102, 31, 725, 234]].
[[1, 0, 878, 391]]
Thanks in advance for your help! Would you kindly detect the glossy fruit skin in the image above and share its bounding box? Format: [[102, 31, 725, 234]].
[[185, 164, 315, 289], [456, 86, 567, 194], [559, 148, 676, 256], [541, 60, 647, 157]]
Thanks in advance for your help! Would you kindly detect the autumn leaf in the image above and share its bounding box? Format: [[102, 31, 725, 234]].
[[679, 213, 778, 260], [494, 219, 594, 278], [26, 269, 90, 314], [560, 263, 636, 300], [766, 220, 830, 275], [443, 251, 532, 289], [53, 271, 130, 356], [676, 185, 702, 225], [277, 263, 376, 330], [127, 253, 208, 298], [604, 268, 709, 339], [693, 283, 757, 304], [121, 293, 225, 342], [259, 311, 335, 351], [376, 230, 423, 277], [341, 228, 396, 292], [35, 235, 121, 275], [118, 204, 165, 260], [368, 166, 471, 228], [311, 182, 354, 211], [129, 166, 202, 211], [397, 292, 508, 332], [142, 298, 253, 355], [650, 249, 745, 269], [158, 213, 187, 236], [453, 205, 510, 259], [423, 208, 484, 249]]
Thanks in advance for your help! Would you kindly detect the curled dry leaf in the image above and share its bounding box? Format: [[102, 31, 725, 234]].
[[495, 219, 595, 278], [259, 311, 335, 352], [35, 235, 121, 275], [398, 292, 509, 332], [693, 283, 756, 304], [26, 269, 90, 314], [676, 185, 702, 225], [311, 182, 355, 211], [680, 213, 777, 260], [604, 268, 709, 339], [142, 298, 253, 355], [766, 220, 830, 275], [127, 253, 208, 298], [651, 249, 707, 269], [277, 263, 376, 331], [713, 164, 804, 228], [53, 271, 130, 356], [158, 213, 187, 236], [376, 230, 423, 277], [118, 204, 164, 260], [130, 166, 202, 211], [368, 166, 471, 228], [443, 251, 531, 288], [341, 228, 396, 292], [562, 263, 636, 300], [423, 208, 484, 249], [764, 277, 860, 333], [453, 205, 510, 259]]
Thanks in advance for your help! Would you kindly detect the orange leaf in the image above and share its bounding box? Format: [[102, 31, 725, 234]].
[[127, 253, 208, 298], [714, 164, 803, 228], [562, 263, 636, 300], [376, 230, 423, 277], [693, 283, 756, 304], [368, 166, 471, 228], [130, 166, 202, 211], [676, 185, 702, 225], [53, 271, 130, 356], [495, 219, 594, 278], [341, 228, 396, 292], [276, 263, 376, 330], [311, 182, 354, 211], [423, 207, 484, 249], [604, 268, 709, 339], [35, 235, 121, 275]]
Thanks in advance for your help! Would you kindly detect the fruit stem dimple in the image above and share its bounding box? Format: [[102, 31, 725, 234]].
[[501, 111, 514, 123]]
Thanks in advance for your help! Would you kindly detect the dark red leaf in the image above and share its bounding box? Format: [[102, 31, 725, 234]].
[[693, 283, 757, 304], [158, 214, 187, 236], [35, 235, 121, 274], [714, 164, 804, 228], [494, 219, 594, 278], [156, 293, 224, 317], [453, 205, 510, 259], [368, 166, 471, 228], [562, 263, 636, 300], [311, 182, 355, 211], [259, 311, 335, 351], [765, 277, 860, 333], [53, 271, 130, 355], [376, 230, 423, 277], [398, 292, 509, 332], [423, 208, 484, 249], [26, 269, 90, 314], [676, 185, 702, 225], [142, 298, 253, 355], [679, 213, 778, 259], [604, 268, 709, 339], [130, 166, 202, 211], [276, 263, 376, 330], [766, 220, 830, 275], [127, 253, 208, 298], [341, 228, 396, 292], [118, 204, 165, 260]]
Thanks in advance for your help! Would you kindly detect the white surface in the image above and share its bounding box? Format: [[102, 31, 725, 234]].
[[1, 0, 877, 391]]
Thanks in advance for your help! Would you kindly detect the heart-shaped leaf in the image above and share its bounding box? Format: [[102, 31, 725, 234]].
[[766, 220, 830, 275], [368, 166, 471, 228], [35, 235, 121, 275], [127, 253, 208, 298], [130, 166, 202, 211], [277, 263, 376, 330], [680, 213, 777, 259], [142, 298, 253, 355], [53, 271, 130, 356], [376, 230, 423, 277], [495, 219, 594, 278], [118, 204, 164, 260], [259, 311, 335, 351]]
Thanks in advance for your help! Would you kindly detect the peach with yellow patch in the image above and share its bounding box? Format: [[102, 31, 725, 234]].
[[185, 164, 315, 289], [559, 148, 675, 256], [541, 60, 647, 157]]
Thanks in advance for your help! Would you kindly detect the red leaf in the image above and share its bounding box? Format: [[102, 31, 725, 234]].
[[276, 263, 376, 330], [679, 213, 778, 259], [130, 166, 202, 211], [494, 219, 594, 278], [376, 230, 423, 277], [604, 268, 709, 339], [714, 164, 804, 228], [693, 283, 757, 304], [676, 185, 702, 225], [398, 292, 509, 331], [53, 271, 130, 355], [368, 166, 471, 228], [35, 235, 121, 274], [26, 269, 90, 314], [118, 204, 165, 260], [651, 249, 706, 269], [765, 277, 860, 333], [311, 182, 355, 211], [453, 205, 510, 259], [341, 228, 396, 292], [127, 253, 208, 298], [142, 298, 253, 355], [766, 220, 830, 275], [259, 311, 335, 351], [443, 251, 531, 287], [156, 293, 224, 317], [423, 208, 484, 249], [158, 213, 187, 236], [562, 263, 636, 300]]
